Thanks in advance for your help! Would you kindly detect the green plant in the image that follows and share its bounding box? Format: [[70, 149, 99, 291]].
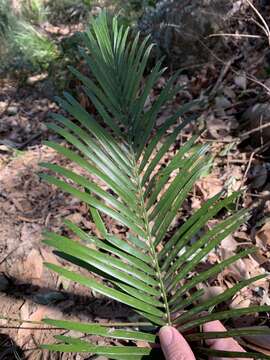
[[0, 0, 15, 35], [40, 11, 270, 359], [12, 22, 59, 69], [21, 0, 48, 24], [0, 0, 12, 62], [0, 0, 58, 73]]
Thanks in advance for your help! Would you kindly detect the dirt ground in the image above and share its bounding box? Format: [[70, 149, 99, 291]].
[[1, 2, 270, 359]]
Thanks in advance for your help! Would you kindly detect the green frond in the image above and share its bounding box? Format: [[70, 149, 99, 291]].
[[40, 10, 270, 359]]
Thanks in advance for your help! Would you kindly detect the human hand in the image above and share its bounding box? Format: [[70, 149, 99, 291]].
[[159, 320, 250, 360]]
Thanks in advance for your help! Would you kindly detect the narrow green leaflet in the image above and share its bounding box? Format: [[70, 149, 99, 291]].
[[171, 248, 257, 301], [42, 341, 152, 356], [41, 174, 147, 238], [43, 318, 157, 342], [170, 290, 205, 314], [43, 233, 159, 290], [64, 220, 155, 275], [187, 328, 270, 341], [177, 306, 270, 331], [45, 263, 164, 317], [174, 275, 266, 324]]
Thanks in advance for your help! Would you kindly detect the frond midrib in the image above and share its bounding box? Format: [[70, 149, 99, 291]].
[[131, 150, 171, 325]]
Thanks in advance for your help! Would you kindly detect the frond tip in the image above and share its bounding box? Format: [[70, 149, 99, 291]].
[[41, 10, 270, 360]]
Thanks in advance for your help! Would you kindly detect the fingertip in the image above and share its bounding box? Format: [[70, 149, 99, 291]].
[[159, 326, 174, 346], [159, 326, 195, 360]]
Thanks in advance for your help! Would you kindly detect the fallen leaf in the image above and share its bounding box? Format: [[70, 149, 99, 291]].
[[234, 73, 247, 90], [256, 222, 270, 248], [215, 96, 232, 109], [24, 248, 43, 283], [65, 212, 83, 224], [40, 248, 61, 266], [220, 235, 238, 251], [242, 327, 270, 351], [20, 302, 30, 321], [261, 288, 270, 306], [207, 117, 231, 139], [17, 306, 47, 346], [220, 248, 249, 280], [137, 340, 151, 348], [18, 306, 62, 347], [196, 174, 223, 200], [200, 285, 224, 302], [230, 294, 251, 309]]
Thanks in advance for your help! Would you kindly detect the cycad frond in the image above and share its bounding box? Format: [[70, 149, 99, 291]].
[[41, 11, 270, 359]]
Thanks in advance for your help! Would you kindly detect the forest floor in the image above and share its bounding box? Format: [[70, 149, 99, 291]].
[[0, 2, 270, 359]]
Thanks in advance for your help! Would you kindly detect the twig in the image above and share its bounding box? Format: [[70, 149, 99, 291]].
[[0, 315, 152, 327], [245, 74, 270, 95], [0, 315, 43, 325], [250, 17, 269, 37], [197, 37, 270, 96], [245, 0, 270, 45], [208, 33, 262, 39], [209, 58, 234, 98], [240, 121, 270, 139], [236, 151, 255, 210], [235, 140, 270, 209], [0, 326, 63, 331], [163, 15, 270, 95]]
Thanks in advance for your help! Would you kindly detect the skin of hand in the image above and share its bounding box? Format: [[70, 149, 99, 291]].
[[159, 320, 251, 360]]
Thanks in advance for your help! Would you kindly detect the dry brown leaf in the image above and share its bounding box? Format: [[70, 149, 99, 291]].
[[18, 306, 62, 347], [261, 287, 270, 305], [230, 294, 251, 309], [20, 302, 30, 320], [207, 117, 231, 139], [220, 235, 238, 252], [234, 74, 247, 90], [23, 248, 43, 283], [252, 249, 269, 265], [242, 327, 270, 354], [196, 174, 223, 200], [256, 222, 270, 248], [242, 258, 266, 285], [220, 248, 249, 280], [207, 252, 219, 264], [191, 196, 201, 210], [65, 212, 83, 224], [17, 306, 47, 346], [40, 248, 61, 266], [136, 340, 151, 348], [200, 285, 224, 302]]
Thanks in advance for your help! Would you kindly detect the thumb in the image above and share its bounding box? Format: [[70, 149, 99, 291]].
[[159, 326, 196, 360]]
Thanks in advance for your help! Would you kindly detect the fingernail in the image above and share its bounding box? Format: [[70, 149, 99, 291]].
[[159, 326, 174, 346]]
